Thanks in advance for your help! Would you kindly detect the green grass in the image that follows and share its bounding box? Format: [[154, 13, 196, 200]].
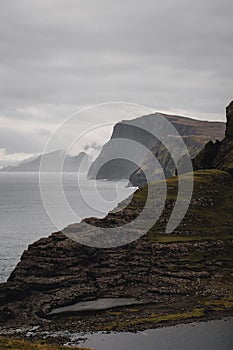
[[148, 233, 233, 243], [105, 308, 205, 330], [103, 296, 233, 331], [201, 296, 233, 310], [134, 169, 233, 240], [0, 338, 91, 350]]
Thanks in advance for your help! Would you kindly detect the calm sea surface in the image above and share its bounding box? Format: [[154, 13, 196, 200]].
[[31, 317, 232, 350], [0, 172, 134, 282], [75, 317, 233, 350]]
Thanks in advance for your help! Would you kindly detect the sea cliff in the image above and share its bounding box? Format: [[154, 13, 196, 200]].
[[0, 104, 233, 336]]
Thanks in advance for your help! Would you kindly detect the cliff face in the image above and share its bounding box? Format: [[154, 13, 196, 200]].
[[129, 137, 201, 187], [225, 101, 233, 139], [193, 101, 233, 175], [88, 113, 225, 185], [88, 115, 165, 180], [0, 170, 233, 328], [0, 104, 233, 332]]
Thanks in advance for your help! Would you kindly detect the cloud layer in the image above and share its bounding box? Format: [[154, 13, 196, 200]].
[[0, 0, 233, 162]]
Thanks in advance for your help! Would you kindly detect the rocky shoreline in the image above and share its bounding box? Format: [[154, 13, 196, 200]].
[[1, 101, 233, 345], [0, 229, 232, 341], [1, 311, 233, 347], [1, 170, 233, 344]]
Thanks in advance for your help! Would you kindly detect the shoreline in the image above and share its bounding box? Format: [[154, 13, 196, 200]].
[[1, 303, 233, 346], [0, 313, 232, 347], [1, 169, 233, 347]]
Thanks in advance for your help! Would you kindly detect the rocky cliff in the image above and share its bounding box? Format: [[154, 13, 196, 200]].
[[88, 113, 225, 185], [193, 101, 233, 175], [0, 104, 233, 334], [0, 169, 233, 332]]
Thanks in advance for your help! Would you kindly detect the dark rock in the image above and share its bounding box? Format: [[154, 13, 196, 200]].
[[88, 113, 225, 185], [193, 101, 233, 175], [0, 306, 15, 321], [193, 140, 221, 170], [225, 101, 233, 139], [0, 103, 233, 331]]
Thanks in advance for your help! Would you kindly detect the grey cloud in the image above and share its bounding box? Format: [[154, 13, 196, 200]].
[[0, 127, 50, 154], [0, 0, 232, 159], [84, 142, 102, 152]]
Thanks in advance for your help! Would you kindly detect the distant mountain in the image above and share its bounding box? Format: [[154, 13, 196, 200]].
[[0, 150, 89, 172], [87, 113, 225, 185]]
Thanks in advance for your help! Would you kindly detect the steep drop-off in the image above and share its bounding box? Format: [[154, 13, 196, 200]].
[[88, 113, 225, 185], [0, 104, 232, 334], [0, 169, 233, 332], [194, 101, 233, 175]]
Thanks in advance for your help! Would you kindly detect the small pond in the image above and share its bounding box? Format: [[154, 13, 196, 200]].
[[49, 298, 146, 315]]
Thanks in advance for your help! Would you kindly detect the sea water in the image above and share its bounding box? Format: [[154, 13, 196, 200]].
[[0, 172, 134, 282]]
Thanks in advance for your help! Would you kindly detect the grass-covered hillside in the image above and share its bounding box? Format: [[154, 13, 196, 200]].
[[148, 169, 233, 239], [1, 169, 233, 333], [111, 168, 233, 242], [0, 337, 90, 350]]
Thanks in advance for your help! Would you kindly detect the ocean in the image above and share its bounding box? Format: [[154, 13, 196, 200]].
[[0, 172, 134, 282]]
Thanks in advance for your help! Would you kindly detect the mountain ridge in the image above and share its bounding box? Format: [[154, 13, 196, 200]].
[[0, 150, 89, 173]]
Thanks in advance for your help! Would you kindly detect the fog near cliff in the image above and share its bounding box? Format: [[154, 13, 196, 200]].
[[0, 0, 233, 163]]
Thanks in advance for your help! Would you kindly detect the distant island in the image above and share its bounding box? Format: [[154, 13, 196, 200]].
[[0, 150, 90, 173]]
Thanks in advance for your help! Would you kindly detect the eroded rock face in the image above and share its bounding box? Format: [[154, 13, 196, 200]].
[[1, 230, 232, 326], [193, 101, 233, 174], [88, 113, 225, 183], [225, 101, 233, 139], [1, 168, 233, 328]]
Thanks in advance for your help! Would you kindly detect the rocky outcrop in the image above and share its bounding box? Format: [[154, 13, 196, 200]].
[[88, 112, 225, 185], [225, 101, 233, 139], [193, 101, 233, 175], [1, 231, 232, 326]]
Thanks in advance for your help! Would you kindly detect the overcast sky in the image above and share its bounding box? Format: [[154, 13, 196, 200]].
[[0, 0, 233, 165]]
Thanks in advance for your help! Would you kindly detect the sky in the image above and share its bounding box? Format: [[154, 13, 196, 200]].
[[0, 0, 233, 165]]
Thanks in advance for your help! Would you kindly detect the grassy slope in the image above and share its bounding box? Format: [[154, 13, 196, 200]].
[[217, 140, 233, 174], [103, 171, 233, 330], [2, 169, 232, 335], [130, 169, 233, 241], [0, 337, 91, 350]]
